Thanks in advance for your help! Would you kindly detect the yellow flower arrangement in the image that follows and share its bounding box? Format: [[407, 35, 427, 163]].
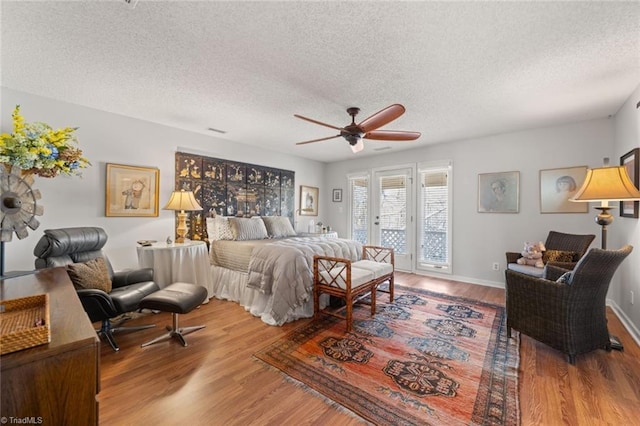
[[0, 105, 90, 178]]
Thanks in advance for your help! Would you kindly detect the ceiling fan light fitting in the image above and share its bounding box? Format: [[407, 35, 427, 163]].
[[350, 139, 364, 153]]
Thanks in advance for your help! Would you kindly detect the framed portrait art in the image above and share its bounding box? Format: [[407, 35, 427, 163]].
[[299, 185, 319, 216], [478, 171, 519, 213], [621, 148, 639, 218], [332, 188, 342, 202], [106, 163, 160, 217], [539, 166, 588, 214]]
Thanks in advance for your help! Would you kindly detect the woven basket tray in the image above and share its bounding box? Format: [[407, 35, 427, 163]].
[[1, 293, 51, 355]]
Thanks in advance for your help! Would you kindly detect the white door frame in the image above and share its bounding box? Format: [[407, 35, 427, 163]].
[[371, 165, 414, 272]]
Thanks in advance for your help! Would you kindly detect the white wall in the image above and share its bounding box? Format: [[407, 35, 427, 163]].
[[4, 86, 638, 336], [612, 83, 640, 335], [1, 88, 326, 272], [325, 119, 614, 287]]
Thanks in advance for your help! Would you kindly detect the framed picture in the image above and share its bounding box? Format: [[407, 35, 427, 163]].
[[332, 188, 342, 203], [539, 166, 588, 214], [621, 148, 639, 218], [299, 185, 319, 216], [106, 163, 160, 217], [478, 171, 519, 213]]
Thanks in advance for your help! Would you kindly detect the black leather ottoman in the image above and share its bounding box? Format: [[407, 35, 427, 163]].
[[139, 282, 208, 347]]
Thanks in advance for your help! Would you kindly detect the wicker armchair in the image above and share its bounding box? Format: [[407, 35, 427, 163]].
[[505, 245, 633, 364], [506, 230, 595, 276]]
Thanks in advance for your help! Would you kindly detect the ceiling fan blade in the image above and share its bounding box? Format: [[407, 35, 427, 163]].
[[364, 130, 421, 141], [295, 134, 341, 145], [357, 104, 406, 133], [294, 114, 343, 131]]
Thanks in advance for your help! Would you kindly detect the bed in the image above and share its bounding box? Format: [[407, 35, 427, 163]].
[[207, 216, 362, 325]]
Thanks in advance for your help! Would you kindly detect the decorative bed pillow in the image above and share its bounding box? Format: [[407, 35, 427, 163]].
[[67, 257, 112, 293], [206, 216, 233, 241], [261, 216, 296, 238], [229, 217, 269, 241], [543, 250, 577, 264]]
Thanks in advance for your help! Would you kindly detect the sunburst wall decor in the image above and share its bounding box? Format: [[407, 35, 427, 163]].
[[0, 165, 44, 243]]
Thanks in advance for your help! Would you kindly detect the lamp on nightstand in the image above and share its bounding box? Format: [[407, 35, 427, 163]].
[[164, 189, 202, 243]]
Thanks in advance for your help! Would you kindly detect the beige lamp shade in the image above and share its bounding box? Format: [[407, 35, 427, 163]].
[[164, 190, 202, 243], [570, 166, 640, 204], [163, 190, 202, 211], [570, 165, 640, 251]]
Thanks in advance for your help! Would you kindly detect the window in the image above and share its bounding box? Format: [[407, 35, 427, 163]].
[[378, 174, 408, 255], [348, 174, 369, 244], [417, 162, 452, 272]]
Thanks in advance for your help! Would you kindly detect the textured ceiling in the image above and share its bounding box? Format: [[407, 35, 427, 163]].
[[2, 1, 639, 163]]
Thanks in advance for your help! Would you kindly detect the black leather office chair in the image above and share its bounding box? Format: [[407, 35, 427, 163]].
[[33, 227, 159, 351]]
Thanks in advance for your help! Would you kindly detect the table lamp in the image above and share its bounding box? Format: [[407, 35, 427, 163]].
[[570, 158, 640, 250], [163, 189, 202, 243]]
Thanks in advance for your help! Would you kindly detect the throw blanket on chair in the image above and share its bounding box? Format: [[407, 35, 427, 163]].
[[247, 237, 362, 325]]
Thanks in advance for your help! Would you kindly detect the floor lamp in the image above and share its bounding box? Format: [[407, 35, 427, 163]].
[[570, 159, 640, 249], [164, 189, 203, 243], [570, 158, 640, 350]]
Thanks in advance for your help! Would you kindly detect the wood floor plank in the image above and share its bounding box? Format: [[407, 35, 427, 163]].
[[98, 272, 640, 425]]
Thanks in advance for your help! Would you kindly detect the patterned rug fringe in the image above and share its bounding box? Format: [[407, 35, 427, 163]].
[[513, 331, 522, 424]]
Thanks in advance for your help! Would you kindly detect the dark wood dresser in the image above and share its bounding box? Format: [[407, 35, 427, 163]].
[[1, 267, 100, 425]]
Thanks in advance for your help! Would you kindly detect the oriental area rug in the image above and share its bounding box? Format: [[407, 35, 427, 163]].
[[254, 286, 520, 425]]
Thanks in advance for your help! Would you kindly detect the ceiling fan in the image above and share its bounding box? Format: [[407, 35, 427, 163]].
[[294, 104, 421, 153]]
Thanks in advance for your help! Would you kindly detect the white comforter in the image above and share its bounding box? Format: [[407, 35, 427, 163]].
[[246, 237, 362, 325]]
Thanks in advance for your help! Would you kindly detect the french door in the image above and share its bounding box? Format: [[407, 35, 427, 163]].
[[371, 167, 413, 271]]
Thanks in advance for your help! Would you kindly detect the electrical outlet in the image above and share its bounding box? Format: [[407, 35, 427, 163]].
[[492, 262, 500, 271], [631, 291, 635, 305]]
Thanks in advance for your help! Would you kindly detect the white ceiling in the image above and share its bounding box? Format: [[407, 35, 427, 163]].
[[2, 1, 639, 163]]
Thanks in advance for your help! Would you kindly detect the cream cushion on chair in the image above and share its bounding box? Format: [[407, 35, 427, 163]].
[[319, 268, 374, 289], [506, 263, 545, 278], [351, 260, 393, 278]]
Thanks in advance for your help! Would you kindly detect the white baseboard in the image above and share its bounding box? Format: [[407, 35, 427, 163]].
[[607, 298, 640, 348], [410, 269, 506, 289]]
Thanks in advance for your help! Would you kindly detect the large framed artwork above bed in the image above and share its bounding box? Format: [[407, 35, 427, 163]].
[[174, 152, 295, 242]]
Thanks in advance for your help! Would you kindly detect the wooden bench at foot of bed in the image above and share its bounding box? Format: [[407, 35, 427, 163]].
[[312, 246, 395, 332]]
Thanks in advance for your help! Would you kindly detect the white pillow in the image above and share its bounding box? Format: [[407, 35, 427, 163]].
[[261, 216, 296, 238], [229, 217, 269, 241], [206, 216, 233, 241]]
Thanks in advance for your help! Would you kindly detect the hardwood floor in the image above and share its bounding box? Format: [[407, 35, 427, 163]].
[[99, 272, 640, 425]]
